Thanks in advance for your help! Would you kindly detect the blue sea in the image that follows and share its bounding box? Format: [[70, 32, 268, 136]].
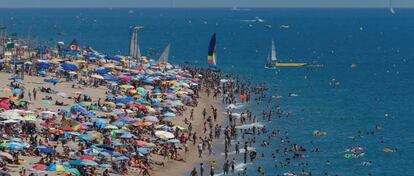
[[2, 8, 414, 175]]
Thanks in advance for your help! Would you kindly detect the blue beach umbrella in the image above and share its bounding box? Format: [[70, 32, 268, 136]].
[[12, 88, 23, 95], [61, 63, 78, 71], [137, 147, 149, 154], [78, 134, 93, 141], [44, 79, 60, 84], [39, 146, 54, 154], [67, 168, 81, 176]]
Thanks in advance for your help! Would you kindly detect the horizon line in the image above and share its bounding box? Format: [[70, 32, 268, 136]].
[[0, 7, 413, 9]]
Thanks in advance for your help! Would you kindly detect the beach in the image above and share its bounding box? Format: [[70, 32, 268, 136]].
[[0, 71, 224, 176], [0, 54, 231, 176]]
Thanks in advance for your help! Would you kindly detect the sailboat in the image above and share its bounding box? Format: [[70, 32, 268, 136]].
[[129, 26, 143, 59], [264, 40, 277, 69], [266, 39, 306, 67], [390, 0, 396, 14], [207, 33, 220, 71], [158, 43, 171, 63]]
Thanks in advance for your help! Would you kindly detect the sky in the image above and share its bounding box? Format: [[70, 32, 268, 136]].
[[0, 0, 412, 8]]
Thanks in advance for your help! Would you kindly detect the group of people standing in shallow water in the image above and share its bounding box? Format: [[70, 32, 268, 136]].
[[187, 68, 321, 176]]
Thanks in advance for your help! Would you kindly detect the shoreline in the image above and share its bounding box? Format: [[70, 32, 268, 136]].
[[151, 91, 225, 176]]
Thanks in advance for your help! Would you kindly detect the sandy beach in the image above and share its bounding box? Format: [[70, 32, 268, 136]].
[[0, 66, 226, 176], [151, 91, 224, 176]]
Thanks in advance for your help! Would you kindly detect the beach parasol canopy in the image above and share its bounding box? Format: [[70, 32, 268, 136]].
[[44, 79, 61, 84], [61, 63, 78, 71], [91, 74, 104, 80], [47, 164, 67, 172], [0, 110, 23, 120], [67, 168, 81, 176], [143, 116, 159, 123], [155, 130, 175, 139]]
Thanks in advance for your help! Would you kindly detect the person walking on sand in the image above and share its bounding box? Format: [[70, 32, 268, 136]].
[[209, 166, 215, 176], [28, 91, 31, 101], [199, 163, 204, 176], [190, 168, 197, 176], [32, 88, 37, 100], [198, 142, 203, 158]]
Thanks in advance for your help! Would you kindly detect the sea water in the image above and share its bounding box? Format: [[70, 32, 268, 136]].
[[1, 8, 414, 175]]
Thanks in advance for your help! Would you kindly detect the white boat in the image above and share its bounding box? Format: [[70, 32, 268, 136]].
[[280, 25, 290, 29]]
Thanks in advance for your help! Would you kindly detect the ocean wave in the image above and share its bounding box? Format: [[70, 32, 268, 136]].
[[235, 122, 264, 129]]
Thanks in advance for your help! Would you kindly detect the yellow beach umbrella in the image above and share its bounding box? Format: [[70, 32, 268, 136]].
[[91, 74, 104, 80]]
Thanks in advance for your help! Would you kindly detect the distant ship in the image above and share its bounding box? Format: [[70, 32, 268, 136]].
[[241, 17, 265, 23], [129, 10, 134, 14], [231, 7, 251, 11], [280, 25, 290, 29]]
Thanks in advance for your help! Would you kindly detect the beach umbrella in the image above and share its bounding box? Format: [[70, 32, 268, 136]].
[[98, 164, 112, 168], [47, 164, 66, 172], [91, 74, 104, 80], [1, 119, 19, 124], [69, 160, 84, 166], [155, 130, 175, 139], [1, 142, 24, 150], [95, 68, 112, 75], [163, 112, 176, 117], [78, 134, 93, 141], [103, 124, 118, 129], [61, 126, 74, 131], [32, 164, 47, 171], [80, 156, 94, 161], [61, 63, 78, 71], [38, 146, 54, 154], [67, 168, 81, 176], [82, 160, 98, 166], [115, 97, 134, 103], [44, 79, 61, 84], [120, 133, 135, 138], [12, 88, 23, 95], [143, 116, 159, 123], [167, 139, 180, 144], [115, 156, 130, 161]]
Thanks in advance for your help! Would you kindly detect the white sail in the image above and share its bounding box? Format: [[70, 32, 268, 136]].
[[271, 40, 277, 61], [390, 0, 396, 14], [158, 44, 171, 63], [129, 26, 143, 58]]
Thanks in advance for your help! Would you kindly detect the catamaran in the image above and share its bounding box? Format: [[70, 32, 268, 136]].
[[207, 33, 220, 71], [264, 40, 277, 69], [265, 39, 306, 68]]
